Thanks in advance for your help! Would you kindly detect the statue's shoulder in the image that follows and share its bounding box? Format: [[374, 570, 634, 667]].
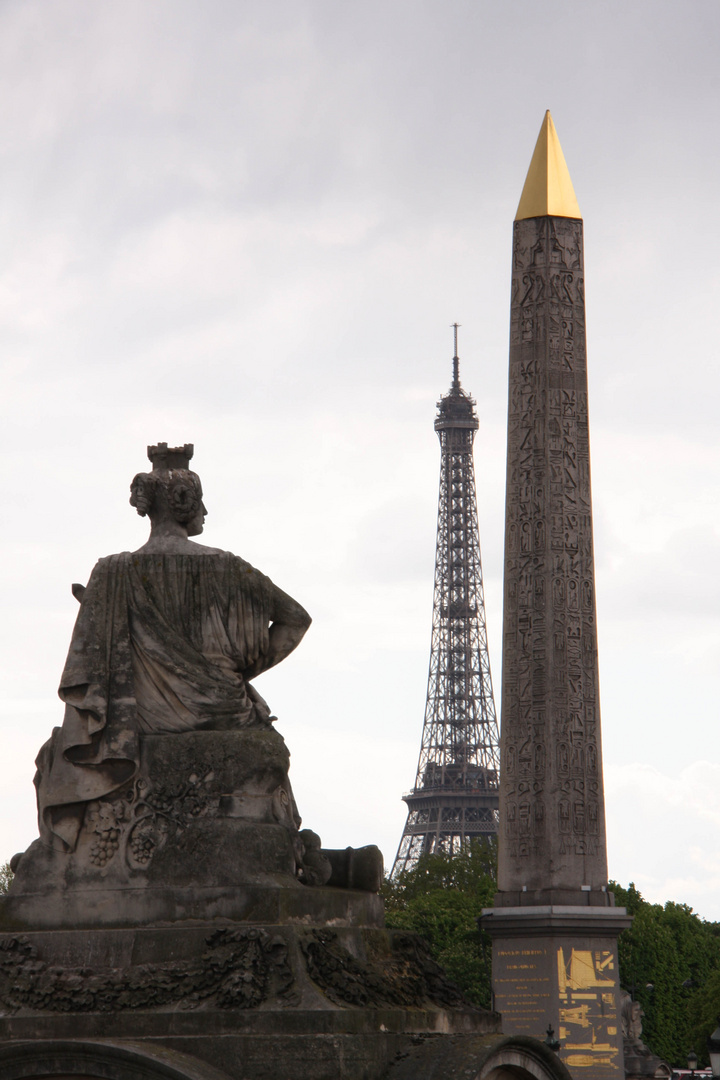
[[132, 537, 225, 556], [225, 551, 272, 586], [224, 556, 309, 626], [97, 552, 133, 565], [85, 551, 133, 579]]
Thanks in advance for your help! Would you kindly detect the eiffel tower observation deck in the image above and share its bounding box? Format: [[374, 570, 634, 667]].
[[391, 329, 501, 877]]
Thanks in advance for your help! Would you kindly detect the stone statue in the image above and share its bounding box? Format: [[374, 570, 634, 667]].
[[33, 443, 311, 854], [620, 991, 672, 1080], [621, 993, 644, 1045], [10, 444, 387, 907]]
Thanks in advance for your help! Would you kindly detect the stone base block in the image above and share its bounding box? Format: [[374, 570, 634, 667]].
[[1, 1030, 569, 1080], [12, 728, 304, 898], [494, 888, 616, 908], [0, 914, 501, 1080], [0, 1030, 575, 1080], [0, 881, 384, 931], [481, 904, 632, 1080]]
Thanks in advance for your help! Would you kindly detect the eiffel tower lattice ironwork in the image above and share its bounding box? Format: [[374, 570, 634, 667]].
[[391, 327, 500, 876]]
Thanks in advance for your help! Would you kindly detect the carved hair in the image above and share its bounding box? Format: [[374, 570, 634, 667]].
[[129, 469, 203, 524]]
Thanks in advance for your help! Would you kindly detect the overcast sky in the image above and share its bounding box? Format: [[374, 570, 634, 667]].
[[1, 1, 719, 918]]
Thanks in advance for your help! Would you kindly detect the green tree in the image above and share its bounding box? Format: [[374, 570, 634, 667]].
[[686, 937, 720, 1061], [383, 840, 497, 1008], [0, 862, 13, 894], [610, 881, 720, 1068]]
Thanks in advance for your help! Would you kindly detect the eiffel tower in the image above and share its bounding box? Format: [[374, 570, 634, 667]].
[[391, 327, 500, 876]]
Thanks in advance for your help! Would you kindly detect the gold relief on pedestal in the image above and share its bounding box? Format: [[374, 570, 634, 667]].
[[557, 947, 620, 1071]]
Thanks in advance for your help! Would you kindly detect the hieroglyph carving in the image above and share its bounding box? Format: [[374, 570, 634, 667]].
[[500, 216, 607, 886]]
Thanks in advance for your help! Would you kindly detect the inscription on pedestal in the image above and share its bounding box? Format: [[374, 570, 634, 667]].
[[493, 933, 624, 1080], [494, 945, 551, 1032]]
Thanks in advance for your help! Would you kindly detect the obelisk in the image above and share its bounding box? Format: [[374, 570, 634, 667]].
[[482, 112, 631, 1080]]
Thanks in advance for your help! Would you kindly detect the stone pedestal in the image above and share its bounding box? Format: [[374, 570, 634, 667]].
[[482, 901, 631, 1080], [12, 728, 303, 900], [0, 886, 501, 1080]]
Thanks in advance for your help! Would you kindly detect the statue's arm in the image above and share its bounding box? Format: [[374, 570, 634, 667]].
[[242, 582, 311, 681]]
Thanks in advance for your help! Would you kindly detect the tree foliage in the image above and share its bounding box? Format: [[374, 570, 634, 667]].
[[0, 862, 13, 894], [608, 881, 720, 1068], [382, 840, 497, 1008]]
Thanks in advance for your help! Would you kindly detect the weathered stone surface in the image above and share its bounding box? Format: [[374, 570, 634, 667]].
[[33, 550, 310, 860], [0, 915, 506, 1080], [0, 923, 471, 1018], [2, 1030, 544, 1080], [12, 728, 301, 899], [301, 929, 467, 1010], [27, 443, 311, 870], [498, 214, 608, 897], [1, 875, 385, 933], [0, 927, 296, 1013], [0, 1040, 234, 1080], [325, 844, 384, 892], [385, 1033, 574, 1080]]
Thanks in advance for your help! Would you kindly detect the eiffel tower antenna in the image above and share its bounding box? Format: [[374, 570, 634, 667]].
[[451, 322, 461, 388], [391, 330, 500, 876]]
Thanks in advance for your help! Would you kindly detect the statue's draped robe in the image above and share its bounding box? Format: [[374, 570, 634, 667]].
[[36, 552, 275, 852]]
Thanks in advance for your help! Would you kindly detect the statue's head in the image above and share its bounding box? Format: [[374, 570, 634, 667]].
[[130, 443, 206, 536]]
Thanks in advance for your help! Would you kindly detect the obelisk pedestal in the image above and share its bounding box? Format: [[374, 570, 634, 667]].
[[481, 112, 631, 1080]]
